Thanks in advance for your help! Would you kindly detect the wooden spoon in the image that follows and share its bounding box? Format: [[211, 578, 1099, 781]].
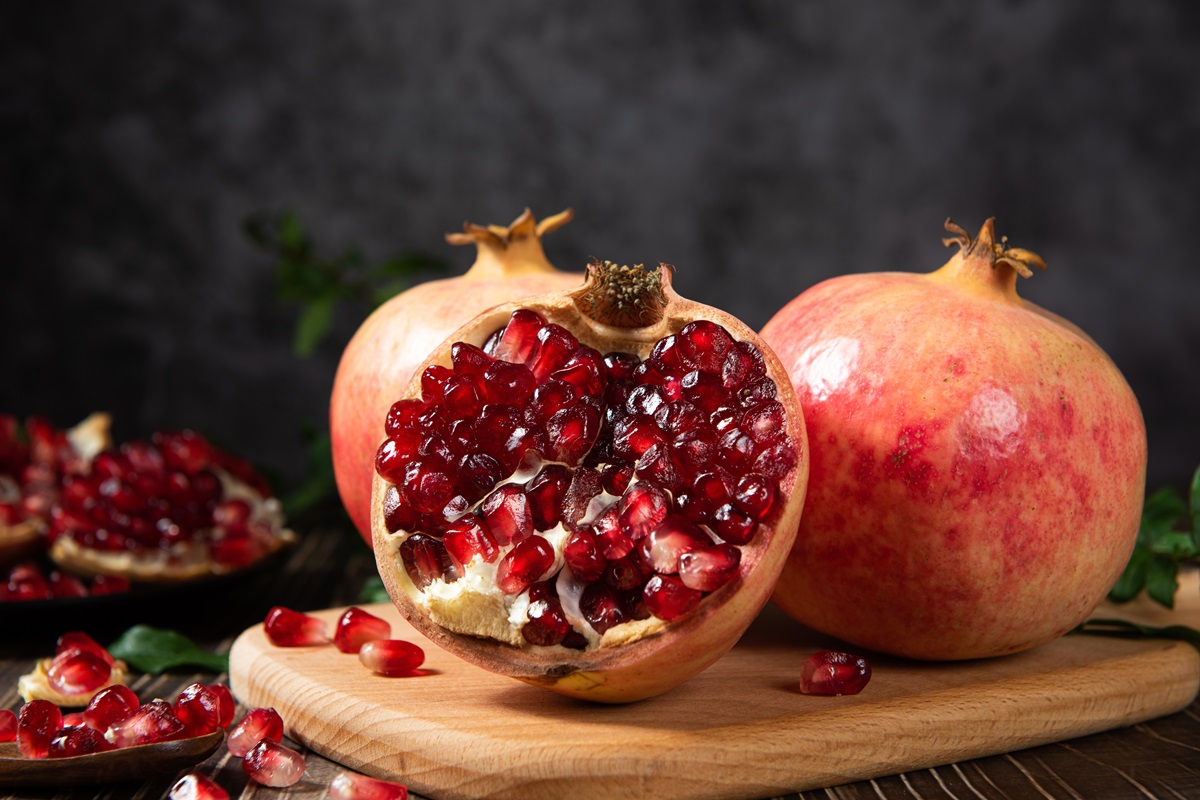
[[0, 730, 223, 787]]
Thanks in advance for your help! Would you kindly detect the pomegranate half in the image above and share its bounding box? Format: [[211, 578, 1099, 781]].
[[371, 260, 808, 702], [762, 219, 1147, 660], [331, 209, 582, 542]]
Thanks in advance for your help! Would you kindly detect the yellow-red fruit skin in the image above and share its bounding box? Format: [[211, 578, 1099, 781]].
[[762, 224, 1147, 661]]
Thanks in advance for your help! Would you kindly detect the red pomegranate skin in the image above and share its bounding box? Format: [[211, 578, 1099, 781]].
[[331, 211, 580, 542], [762, 220, 1147, 660]]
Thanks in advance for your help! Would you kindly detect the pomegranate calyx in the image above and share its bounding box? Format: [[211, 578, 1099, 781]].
[[570, 260, 672, 329], [941, 217, 1048, 280], [446, 208, 574, 279]]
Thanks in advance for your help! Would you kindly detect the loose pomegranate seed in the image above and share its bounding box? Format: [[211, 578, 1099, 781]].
[[678, 543, 741, 591], [48, 571, 89, 598], [17, 700, 61, 758], [84, 684, 140, 733], [643, 574, 702, 620], [0, 709, 16, 742], [170, 773, 230, 800], [243, 739, 306, 787], [330, 770, 410, 800], [47, 725, 114, 757], [799, 650, 872, 696], [90, 574, 131, 595], [496, 535, 554, 595], [47, 649, 111, 696], [175, 682, 222, 736], [335, 607, 393, 654], [108, 700, 188, 748], [264, 606, 330, 647], [208, 683, 236, 728], [55, 631, 113, 665], [359, 640, 426, 676], [228, 706, 285, 758]]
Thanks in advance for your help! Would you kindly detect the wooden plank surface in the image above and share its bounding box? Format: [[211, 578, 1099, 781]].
[[228, 575, 1200, 800]]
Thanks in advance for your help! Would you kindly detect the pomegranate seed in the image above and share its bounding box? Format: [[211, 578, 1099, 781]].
[[0, 709, 16, 742], [170, 773, 230, 800], [545, 402, 601, 463], [654, 400, 706, 437], [401, 459, 456, 515], [529, 324, 579, 381], [692, 470, 736, 511], [528, 379, 579, 423], [492, 309, 545, 364], [420, 365, 453, 404], [676, 320, 734, 372], [678, 543, 741, 591], [681, 370, 730, 414], [579, 583, 627, 635], [496, 535, 554, 594], [741, 401, 787, 445], [385, 399, 425, 436], [592, 505, 634, 559], [618, 483, 669, 541], [208, 683, 236, 728], [521, 582, 571, 646], [48, 571, 89, 598], [441, 374, 485, 419], [228, 707, 285, 758], [603, 351, 639, 382], [62, 711, 85, 727], [84, 684, 140, 733], [47, 649, 111, 695], [335, 607, 393, 654], [561, 466, 602, 525], [265, 605, 330, 647], [359, 640, 426, 676], [55, 631, 113, 665], [481, 484, 534, 546], [643, 574, 702, 620], [90, 574, 131, 595], [721, 339, 767, 388], [713, 503, 757, 544], [175, 682, 222, 736], [640, 517, 709, 574], [753, 439, 798, 479], [551, 346, 606, 396], [400, 534, 456, 588], [737, 377, 778, 408], [603, 556, 646, 591], [563, 528, 606, 582], [450, 341, 493, 379], [524, 465, 570, 531], [47, 725, 114, 757], [108, 699, 187, 748], [611, 414, 666, 461], [243, 739, 306, 787], [671, 427, 718, 474], [330, 770, 409, 800], [483, 360, 537, 405], [799, 650, 872, 696], [636, 442, 684, 492], [647, 335, 686, 375], [443, 515, 500, 569], [734, 473, 776, 521], [17, 700, 61, 758]]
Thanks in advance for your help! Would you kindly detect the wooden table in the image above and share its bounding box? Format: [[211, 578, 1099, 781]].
[[2, 515, 1198, 800]]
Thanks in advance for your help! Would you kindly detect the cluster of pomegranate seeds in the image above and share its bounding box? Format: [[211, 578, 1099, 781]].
[[170, 773, 230, 800], [0, 560, 132, 602], [264, 605, 426, 677], [264, 605, 331, 647], [798, 650, 873, 696], [375, 310, 795, 643], [13, 675, 238, 759], [0, 412, 290, 580], [330, 770, 410, 800]]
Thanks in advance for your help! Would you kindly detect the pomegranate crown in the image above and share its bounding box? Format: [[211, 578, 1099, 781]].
[[942, 218, 1048, 279], [570, 259, 672, 329]]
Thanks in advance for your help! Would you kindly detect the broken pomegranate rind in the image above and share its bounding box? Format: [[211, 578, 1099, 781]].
[[375, 307, 798, 654], [17, 658, 131, 707]]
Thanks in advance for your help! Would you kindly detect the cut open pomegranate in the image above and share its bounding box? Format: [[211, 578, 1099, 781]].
[[0, 412, 294, 584], [371, 260, 808, 702]]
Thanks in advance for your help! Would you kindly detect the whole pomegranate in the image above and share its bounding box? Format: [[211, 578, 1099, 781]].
[[371, 260, 808, 702], [761, 219, 1147, 660], [331, 209, 582, 542]]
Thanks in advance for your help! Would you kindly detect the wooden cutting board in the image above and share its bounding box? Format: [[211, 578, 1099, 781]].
[[228, 572, 1200, 800]]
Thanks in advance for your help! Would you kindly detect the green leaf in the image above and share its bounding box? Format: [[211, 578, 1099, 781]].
[[1108, 545, 1150, 603], [1074, 618, 1200, 651], [108, 625, 229, 675], [359, 575, 390, 605], [276, 209, 308, 256], [1190, 466, 1200, 544], [293, 295, 336, 357], [1145, 555, 1180, 608]]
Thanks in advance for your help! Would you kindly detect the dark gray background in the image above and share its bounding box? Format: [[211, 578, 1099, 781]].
[[2, 2, 1197, 499]]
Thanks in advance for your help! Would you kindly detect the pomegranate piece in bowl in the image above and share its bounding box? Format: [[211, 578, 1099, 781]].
[[0, 411, 294, 585], [371, 259, 809, 702]]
